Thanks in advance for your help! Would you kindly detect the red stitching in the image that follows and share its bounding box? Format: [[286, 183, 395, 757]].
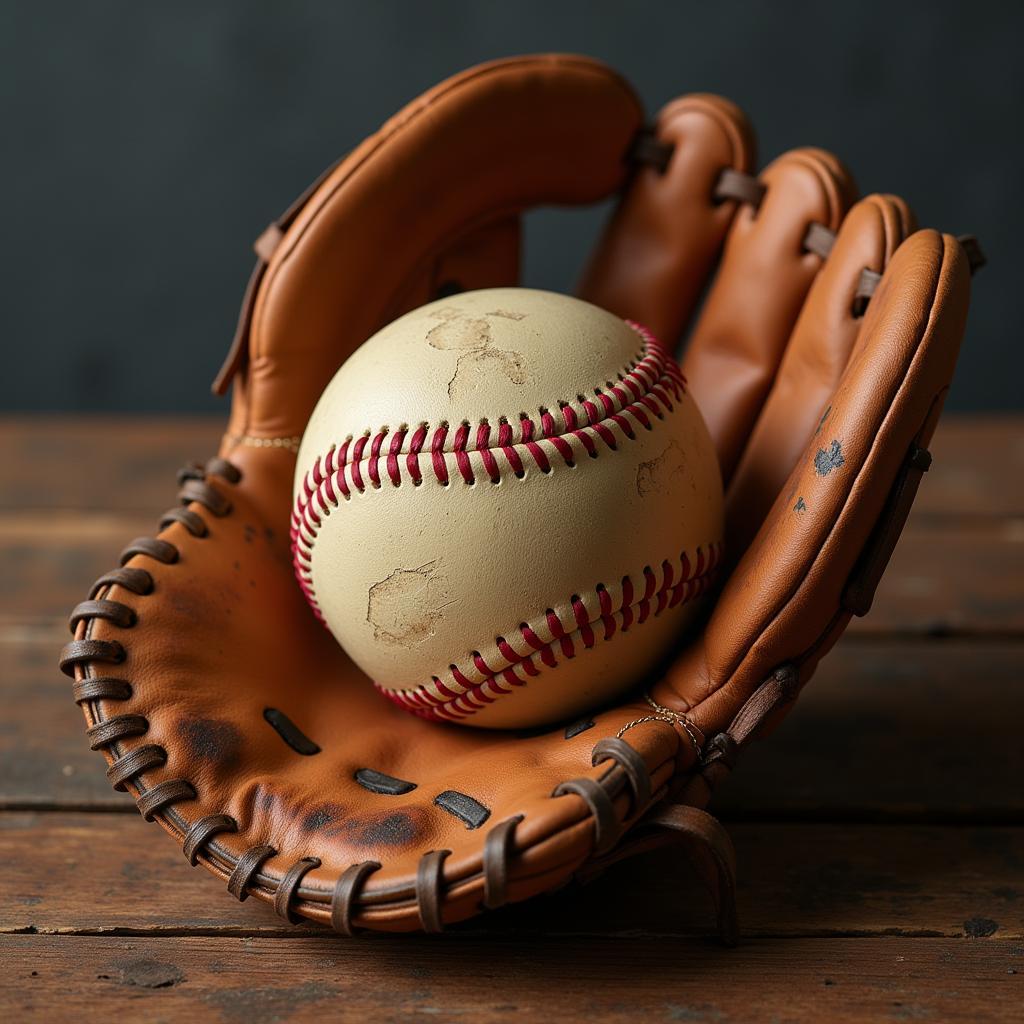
[[291, 322, 690, 629], [377, 543, 722, 723]]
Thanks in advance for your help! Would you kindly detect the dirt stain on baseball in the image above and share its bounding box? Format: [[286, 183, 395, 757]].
[[636, 440, 689, 498], [425, 306, 527, 399], [367, 560, 453, 647]]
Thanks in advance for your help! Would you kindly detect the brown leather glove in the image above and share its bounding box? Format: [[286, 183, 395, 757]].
[[62, 54, 980, 940]]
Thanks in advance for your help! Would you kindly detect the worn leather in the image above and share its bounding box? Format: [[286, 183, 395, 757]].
[[65, 54, 973, 934]]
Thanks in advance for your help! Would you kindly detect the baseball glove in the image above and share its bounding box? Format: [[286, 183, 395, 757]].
[[62, 54, 982, 940]]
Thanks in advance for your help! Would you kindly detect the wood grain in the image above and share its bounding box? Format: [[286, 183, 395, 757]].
[[5, 634, 1020, 816], [0, 514, 151, 626], [713, 639, 1024, 821], [2, 414, 1022, 1021], [0, 636, 125, 811], [2, 415, 1019, 518], [844, 520, 1023, 636], [2, 811, 1021, 939], [915, 415, 1024, 519], [0, 417, 223, 512], [2, 515, 1020, 636], [2, 934, 1021, 1024]]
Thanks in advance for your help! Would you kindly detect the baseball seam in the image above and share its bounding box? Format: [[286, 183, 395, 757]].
[[290, 321, 709, 718], [378, 544, 721, 722]]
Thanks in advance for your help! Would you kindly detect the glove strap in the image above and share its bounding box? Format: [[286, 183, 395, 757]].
[[577, 802, 739, 946]]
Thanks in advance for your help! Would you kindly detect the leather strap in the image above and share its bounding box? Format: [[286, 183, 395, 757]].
[[482, 815, 524, 909], [274, 857, 321, 924], [643, 803, 739, 946], [416, 849, 451, 933], [226, 845, 276, 902], [330, 860, 381, 935]]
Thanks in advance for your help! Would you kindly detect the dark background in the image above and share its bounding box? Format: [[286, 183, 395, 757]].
[[2, 1, 1017, 413]]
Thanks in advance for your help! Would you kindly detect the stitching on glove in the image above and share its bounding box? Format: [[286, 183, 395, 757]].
[[379, 545, 721, 722], [291, 322, 685, 624]]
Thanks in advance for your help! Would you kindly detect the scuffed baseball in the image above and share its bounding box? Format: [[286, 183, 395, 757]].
[[292, 288, 723, 728]]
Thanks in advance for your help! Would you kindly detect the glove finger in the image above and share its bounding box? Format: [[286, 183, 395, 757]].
[[681, 147, 857, 484], [577, 93, 754, 345], [724, 193, 916, 556], [216, 55, 643, 452], [652, 230, 970, 741]]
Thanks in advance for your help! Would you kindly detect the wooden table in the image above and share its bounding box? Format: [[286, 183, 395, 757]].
[[1, 415, 1021, 1022]]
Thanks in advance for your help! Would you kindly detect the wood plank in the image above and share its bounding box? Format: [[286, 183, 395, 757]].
[[846, 520, 1024, 637], [2, 513, 1021, 634], [917, 415, 1024, 519], [2, 811, 1021, 940], [0, 514, 151, 626], [2, 415, 1021, 519], [5, 635, 1020, 817], [1, 934, 1021, 1024], [0, 416, 223, 512], [712, 639, 1024, 821], [0, 636, 127, 810]]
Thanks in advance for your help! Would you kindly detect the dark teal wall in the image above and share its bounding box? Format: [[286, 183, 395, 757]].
[[1, 0, 1015, 411]]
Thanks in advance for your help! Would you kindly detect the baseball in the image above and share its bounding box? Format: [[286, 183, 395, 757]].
[[291, 288, 723, 728]]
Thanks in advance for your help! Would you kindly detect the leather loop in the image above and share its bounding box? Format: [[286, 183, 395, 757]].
[[416, 850, 451, 933], [628, 127, 674, 173], [591, 737, 651, 814], [86, 714, 148, 750], [253, 223, 284, 263], [73, 676, 132, 703], [105, 743, 167, 791], [206, 456, 242, 483], [179, 479, 232, 517], [159, 506, 209, 537], [956, 234, 986, 275], [713, 168, 766, 209], [120, 537, 178, 565], [727, 665, 800, 745], [182, 814, 239, 865], [176, 462, 206, 485], [60, 639, 125, 676], [274, 857, 321, 924], [802, 222, 837, 259], [227, 845, 276, 902], [482, 815, 524, 910], [136, 779, 196, 822], [853, 267, 883, 315], [330, 860, 382, 935], [69, 599, 136, 632], [553, 776, 619, 855], [88, 567, 153, 598]]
